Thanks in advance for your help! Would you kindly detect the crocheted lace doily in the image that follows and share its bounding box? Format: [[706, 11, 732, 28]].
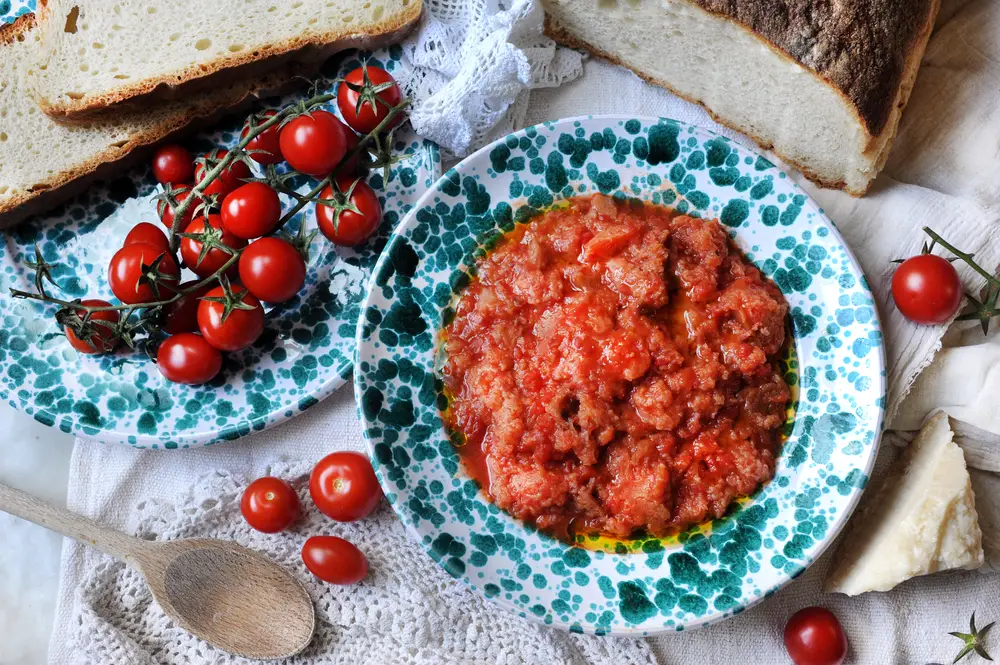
[[402, 0, 584, 158], [64, 461, 657, 665]]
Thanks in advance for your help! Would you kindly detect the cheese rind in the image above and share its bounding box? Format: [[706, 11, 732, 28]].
[[825, 412, 984, 596]]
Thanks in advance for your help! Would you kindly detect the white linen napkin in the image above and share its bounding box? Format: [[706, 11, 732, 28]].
[[49, 0, 1000, 663]]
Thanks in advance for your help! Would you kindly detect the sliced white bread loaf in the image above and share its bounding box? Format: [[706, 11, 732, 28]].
[[28, 0, 422, 118], [542, 0, 939, 196], [0, 14, 295, 229]]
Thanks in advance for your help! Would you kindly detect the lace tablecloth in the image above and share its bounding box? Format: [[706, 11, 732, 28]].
[[49, 0, 1000, 663]]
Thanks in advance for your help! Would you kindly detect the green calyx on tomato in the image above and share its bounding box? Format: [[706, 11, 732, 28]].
[[198, 276, 257, 324]]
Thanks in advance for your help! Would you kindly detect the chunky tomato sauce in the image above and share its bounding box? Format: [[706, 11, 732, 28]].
[[441, 195, 790, 541]]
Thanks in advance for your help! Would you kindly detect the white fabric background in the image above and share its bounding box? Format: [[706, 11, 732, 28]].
[[48, 0, 1000, 663]]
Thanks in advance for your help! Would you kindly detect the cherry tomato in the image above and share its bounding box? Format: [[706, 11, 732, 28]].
[[239, 237, 306, 304], [108, 242, 180, 304], [179, 214, 247, 278], [279, 110, 350, 177], [197, 284, 265, 352], [151, 144, 194, 185], [241, 476, 301, 533], [124, 222, 170, 252], [315, 175, 382, 247], [156, 332, 223, 385], [221, 182, 282, 240], [157, 185, 198, 231], [340, 127, 362, 175], [337, 65, 404, 135], [162, 280, 213, 335], [784, 607, 848, 665], [891, 254, 963, 324], [301, 536, 368, 584], [309, 451, 382, 522], [64, 299, 120, 354], [241, 110, 284, 166], [194, 149, 253, 198]]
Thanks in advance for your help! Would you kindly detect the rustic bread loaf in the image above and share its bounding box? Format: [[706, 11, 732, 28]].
[[542, 0, 939, 196], [27, 0, 422, 119], [0, 14, 292, 229]]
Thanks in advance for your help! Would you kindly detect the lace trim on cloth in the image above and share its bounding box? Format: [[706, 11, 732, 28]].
[[401, 0, 584, 158], [64, 462, 658, 665]]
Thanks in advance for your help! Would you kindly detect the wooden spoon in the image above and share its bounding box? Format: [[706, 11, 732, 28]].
[[0, 481, 315, 660]]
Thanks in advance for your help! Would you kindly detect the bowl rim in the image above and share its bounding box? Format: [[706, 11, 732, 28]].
[[354, 114, 887, 634]]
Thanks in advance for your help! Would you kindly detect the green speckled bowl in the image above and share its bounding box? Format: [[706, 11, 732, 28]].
[[0, 46, 440, 448], [355, 116, 886, 634]]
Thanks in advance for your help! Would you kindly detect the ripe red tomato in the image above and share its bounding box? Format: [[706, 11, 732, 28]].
[[108, 243, 180, 304], [784, 607, 848, 665], [151, 144, 194, 185], [316, 175, 382, 247], [194, 149, 253, 198], [197, 284, 265, 352], [239, 237, 305, 304], [64, 299, 120, 354], [157, 185, 198, 231], [279, 110, 350, 177], [891, 254, 963, 324], [241, 476, 301, 533], [241, 110, 284, 166], [221, 182, 282, 240], [309, 451, 382, 522], [124, 222, 170, 252], [162, 280, 213, 334], [156, 332, 223, 385], [337, 65, 404, 135], [179, 214, 247, 278], [301, 536, 368, 584]]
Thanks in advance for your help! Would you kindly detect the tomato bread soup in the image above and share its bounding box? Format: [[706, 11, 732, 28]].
[[441, 194, 791, 543]]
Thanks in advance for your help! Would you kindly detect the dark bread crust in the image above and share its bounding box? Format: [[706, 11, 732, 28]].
[[34, 0, 423, 119], [691, 0, 936, 139], [544, 0, 938, 196], [0, 14, 310, 229]]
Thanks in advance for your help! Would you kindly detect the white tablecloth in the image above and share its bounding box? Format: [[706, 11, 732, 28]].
[[46, 0, 1000, 663]]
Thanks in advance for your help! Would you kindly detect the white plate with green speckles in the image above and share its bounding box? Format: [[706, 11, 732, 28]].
[[0, 44, 440, 448], [355, 116, 886, 634]]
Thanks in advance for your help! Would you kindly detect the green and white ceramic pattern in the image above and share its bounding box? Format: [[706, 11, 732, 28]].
[[355, 116, 886, 634], [0, 29, 440, 447]]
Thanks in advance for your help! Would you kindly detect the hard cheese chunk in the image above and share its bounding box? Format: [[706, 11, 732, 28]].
[[825, 412, 984, 595]]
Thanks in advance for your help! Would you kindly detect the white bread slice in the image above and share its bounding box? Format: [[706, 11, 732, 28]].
[[0, 14, 300, 229], [28, 0, 422, 119], [825, 412, 984, 596], [541, 0, 939, 196]]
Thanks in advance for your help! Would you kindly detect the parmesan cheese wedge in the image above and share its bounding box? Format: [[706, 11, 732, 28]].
[[825, 412, 984, 595]]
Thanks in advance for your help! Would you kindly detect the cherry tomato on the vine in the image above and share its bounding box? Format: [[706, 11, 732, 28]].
[[241, 476, 301, 533], [279, 110, 351, 177], [194, 149, 252, 198], [124, 222, 170, 253], [64, 299, 120, 354], [156, 332, 223, 385], [309, 451, 382, 522], [784, 607, 848, 665], [157, 185, 198, 231], [315, 175, 382, 247], [337, 65, 404, 135], [239, 237, 305, 304], [162, 280, 213, 335], [179, 214, 247, 278], [241, 110, 284, 166], [891, 254, 963, 324], [196, 284, 265, 352], [221, 182, 282, 240], [151, 144, 194, 185], [301, 536, 368, 584], [108, 242, 180, 304]]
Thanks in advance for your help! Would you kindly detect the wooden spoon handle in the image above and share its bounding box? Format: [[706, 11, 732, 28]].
[[0, 481, 146, 562]]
